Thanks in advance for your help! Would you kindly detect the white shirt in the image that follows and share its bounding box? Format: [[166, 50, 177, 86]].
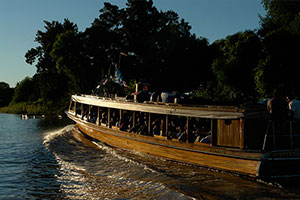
[[289, 99, 300, 119]]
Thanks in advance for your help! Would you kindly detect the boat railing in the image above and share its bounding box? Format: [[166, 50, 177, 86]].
[[263, 120, 300, 150], [74, 94, 248, 112]]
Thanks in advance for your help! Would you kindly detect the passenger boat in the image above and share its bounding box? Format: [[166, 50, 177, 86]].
[[66, 94, 300, 178]]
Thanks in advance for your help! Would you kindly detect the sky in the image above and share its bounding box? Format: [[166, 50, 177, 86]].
[[0, 0, 266, 87]]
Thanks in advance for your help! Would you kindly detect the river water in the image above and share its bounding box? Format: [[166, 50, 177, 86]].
[[1, 113, 300, 200]]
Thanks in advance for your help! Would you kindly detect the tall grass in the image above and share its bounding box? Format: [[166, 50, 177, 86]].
[[0, 102, 59, 116]]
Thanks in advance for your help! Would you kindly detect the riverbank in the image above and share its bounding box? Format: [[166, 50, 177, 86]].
[[0, 102, 66, 118]]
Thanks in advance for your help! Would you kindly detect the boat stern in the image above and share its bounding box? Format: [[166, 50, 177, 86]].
[[259, 149, 300, 178]]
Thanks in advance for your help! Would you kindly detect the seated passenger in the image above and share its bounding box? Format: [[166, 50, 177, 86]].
[[88, 112, 97, 123], [200, 135, 211, 143], [167, 120, 176, 140], [178, 132, 187, 142], [152, 118, 160, 135], [100, 112, 107, 124], [82, 111, 88, 121]]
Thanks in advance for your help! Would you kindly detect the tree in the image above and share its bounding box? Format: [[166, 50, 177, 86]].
[[255, 30, 300, 97], [24, 0, 214, 111], [255, 0, 300, 97], [10, 77, 35, 103], [259, 0, 300, 37], [0, 82, 14, 107], [51, 30, 97, 93], [25, 19, 76, 103], [88, 0, 212, 92], [209, 31, 261, 103]]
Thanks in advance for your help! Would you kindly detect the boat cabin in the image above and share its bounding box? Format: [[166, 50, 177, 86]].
[[67, 94, 300, 151]]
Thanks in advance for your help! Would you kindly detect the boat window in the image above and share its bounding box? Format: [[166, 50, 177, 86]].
[[166, 116, 187, 141], [128, 111, 149, 135], [98, 107, 108, 126], [80, 104, 89, 120], [150, 114, 165, 137], [109, 108, 121, 128], [69, 100, 75, 113], [88, 106, 98, 124], [190, 117, 211, 144], [75, 102, 82, 116]]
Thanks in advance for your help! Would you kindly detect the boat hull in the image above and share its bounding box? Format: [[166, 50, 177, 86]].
[[68, 113, 262, 177]]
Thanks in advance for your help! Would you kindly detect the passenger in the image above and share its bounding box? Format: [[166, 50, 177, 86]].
[[175, 126, 183, 138], [100, 112, 107, 124], [287, 93, 300, 120], [267, 88, 289, 134], [129, 113, 142, 132], [120, 117, 130, 131], [167, 120, 176, 140], [82, 111, 88, 121], [137, 120, 148, 135], [178, 133, 187, 142], [88, 112, 97, 123], [161, 91, 174, 103], [161, 91, 178, 103], [110, 111, 118, 127], [200, 135, 211, 143], [136, 84, 151, 103], [150, 91, 161, 102], [115, 118, 121, 127], [152, 118, 160, 135]]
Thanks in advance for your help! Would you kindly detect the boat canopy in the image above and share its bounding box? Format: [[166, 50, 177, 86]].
[[71, 95, 268, 120]]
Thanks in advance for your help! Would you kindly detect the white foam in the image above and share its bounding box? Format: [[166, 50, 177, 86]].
[[43, 125, 74, 147], [92, 141, 158, 174]]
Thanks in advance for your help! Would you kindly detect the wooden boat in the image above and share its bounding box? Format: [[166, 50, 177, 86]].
[[66, 94, 300, 178]]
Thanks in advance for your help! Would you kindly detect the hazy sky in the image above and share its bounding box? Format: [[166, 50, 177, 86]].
[[0, 0, 266, 87]]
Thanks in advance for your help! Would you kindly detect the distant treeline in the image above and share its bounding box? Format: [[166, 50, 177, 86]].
[[1, 0, 300, 114]]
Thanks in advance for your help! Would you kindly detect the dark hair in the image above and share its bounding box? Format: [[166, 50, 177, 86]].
[[273, 88, 284, 98], [287, 93, 295, 100]]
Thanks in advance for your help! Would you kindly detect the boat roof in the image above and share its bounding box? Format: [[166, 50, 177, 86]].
[[72, 94, 268, 119]]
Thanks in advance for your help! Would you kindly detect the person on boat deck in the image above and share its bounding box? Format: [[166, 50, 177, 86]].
[[267, 89, 289, 133], [150, 91, 161, 102], [286, 93, 300, 120], [135, 84, 151, 103]]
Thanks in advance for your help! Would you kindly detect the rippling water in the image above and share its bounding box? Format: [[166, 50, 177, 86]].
[[1, 113, 300, 200]]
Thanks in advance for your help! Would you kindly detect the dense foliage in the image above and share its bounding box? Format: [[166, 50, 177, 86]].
[[2, 0, 300, 114], [0, 82, 14, 107]]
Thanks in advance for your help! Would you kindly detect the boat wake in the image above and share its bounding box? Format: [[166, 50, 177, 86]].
[[92, 140, 159, 174], [40, 125, 300, 200], [42, 125, 194, 200]]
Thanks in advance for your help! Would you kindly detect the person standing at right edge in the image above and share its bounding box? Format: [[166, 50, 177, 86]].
[[267, 88, 289, 144]]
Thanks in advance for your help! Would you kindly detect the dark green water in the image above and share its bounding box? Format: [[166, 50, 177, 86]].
[[1, 113, 300, 200]]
